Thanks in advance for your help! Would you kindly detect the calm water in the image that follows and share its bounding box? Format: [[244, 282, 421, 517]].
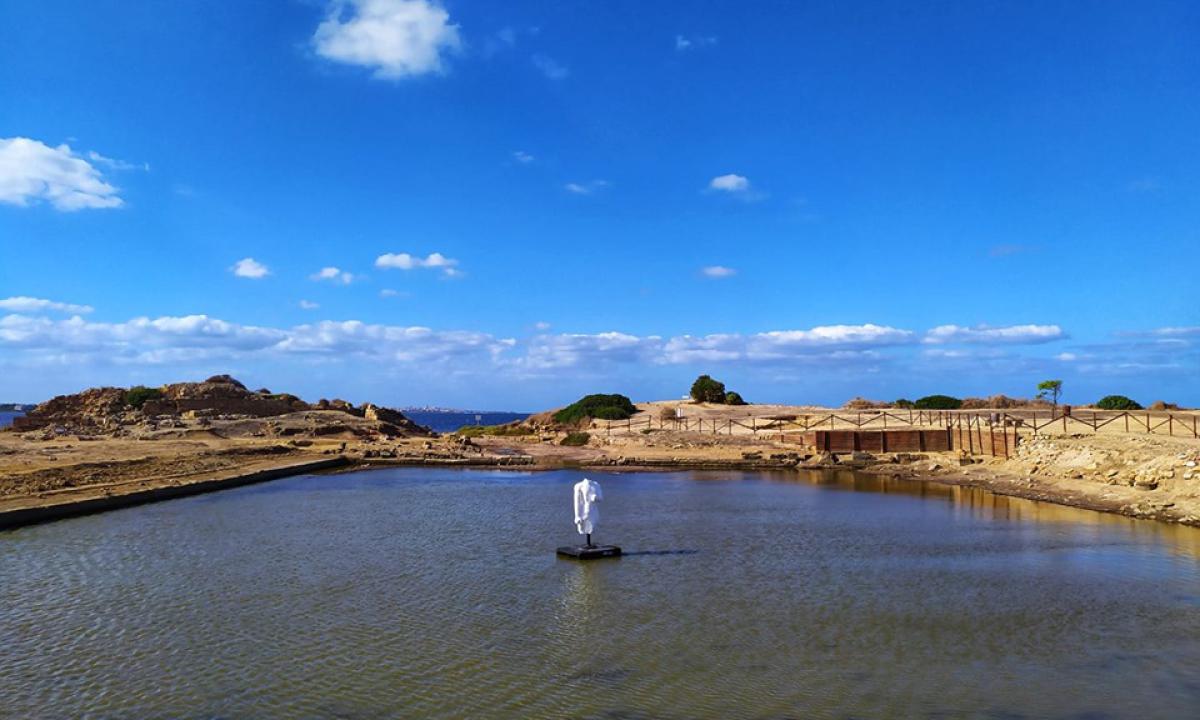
[[403, 411, 530, 433], [0, 410, 21, 428], [3, 468, 1199, 720]]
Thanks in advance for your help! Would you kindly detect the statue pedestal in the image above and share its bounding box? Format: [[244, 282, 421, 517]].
[[556, 544, 622, 560]]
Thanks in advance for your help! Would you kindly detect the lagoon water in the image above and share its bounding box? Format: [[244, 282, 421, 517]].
[[3, 468, 1199, 719]]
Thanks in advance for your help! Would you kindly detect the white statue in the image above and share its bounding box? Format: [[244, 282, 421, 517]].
[[573, 477, 603, 546]]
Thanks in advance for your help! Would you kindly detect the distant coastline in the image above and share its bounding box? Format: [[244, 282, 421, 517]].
[[401, 409, 530, 433]]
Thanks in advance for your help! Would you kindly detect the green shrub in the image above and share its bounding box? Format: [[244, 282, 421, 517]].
[[690, 375, 727, 403], [913, 394, 962, 410], [893, 398, 915, 409], [1096, 395, 1143, 410], [724, 391, 747, 406], [553, 394, 637, 424], [124, 386, 164, 409], [560, 432, 591, 447]]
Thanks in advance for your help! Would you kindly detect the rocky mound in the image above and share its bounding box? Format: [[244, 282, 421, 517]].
[[10, 375, 433, 438], [17, 387, 129, 431]]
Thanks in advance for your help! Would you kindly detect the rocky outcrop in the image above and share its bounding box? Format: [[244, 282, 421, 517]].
[[8, 375, 433, 438], [12, 387, 128, 432]]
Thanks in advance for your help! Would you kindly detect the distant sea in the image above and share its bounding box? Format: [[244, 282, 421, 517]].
[[0, 410, 23, 428], [402, 411, 529, 433]]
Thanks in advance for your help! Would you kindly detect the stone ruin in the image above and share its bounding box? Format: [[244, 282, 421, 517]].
[[9, 375, 432, 437]]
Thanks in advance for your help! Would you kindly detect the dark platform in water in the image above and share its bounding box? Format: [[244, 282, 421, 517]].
[[556, 544, 622, 560]]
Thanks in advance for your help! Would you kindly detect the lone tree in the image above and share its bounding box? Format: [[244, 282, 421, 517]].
[[690, 375, 727, 403], [1036, 379, 1063, 409]]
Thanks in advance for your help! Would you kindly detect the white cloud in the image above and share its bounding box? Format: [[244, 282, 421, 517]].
[[512, 150, 534, 164], [86, 150, 148, 172], [661, 325, 915, 365], [1148, 326, 1200, 337], [924, 324, 1065, 345], [313, 0, 462, 79], [0, 137, 123, 211], [231, 258, 270, 279], [0, 296, 94, 315], [534, 321, 551, 331], [299, 300, 320, 310], [675, 34, 717, 51], [310, 266, 356, 284], [565, 180, 608, 195], [709, 173, 749, 193], [520, 332, 658, 370], [532, 54, 569, 79], [1056, 352, 1077, 361], [375, 252, 460, 277], [701, 265, 736, 278], [0, 314, 285, 359], [0, 312, 509, 367]]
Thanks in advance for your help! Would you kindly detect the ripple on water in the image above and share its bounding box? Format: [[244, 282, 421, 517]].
[[1, 467, 1199, 719]]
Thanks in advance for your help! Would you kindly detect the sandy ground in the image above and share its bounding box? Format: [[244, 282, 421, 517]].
[[3, 402, 1198, 528]]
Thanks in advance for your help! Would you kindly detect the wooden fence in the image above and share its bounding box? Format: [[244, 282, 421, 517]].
[[597, 408, 1200, 449]]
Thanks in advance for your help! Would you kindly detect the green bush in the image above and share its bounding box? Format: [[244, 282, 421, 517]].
[[893, 398, 915, 409], [724, 391, 747, 406], [913, 394, 962, 410], [553, 394, 637, 424], [560, 432, 591, 447], [124, 386, 164, 409], [1096, 395, 1143, 410], [690, 375, 727, 403]]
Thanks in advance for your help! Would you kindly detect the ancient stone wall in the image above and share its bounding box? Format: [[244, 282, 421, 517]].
[[141, 398, 296, 417]]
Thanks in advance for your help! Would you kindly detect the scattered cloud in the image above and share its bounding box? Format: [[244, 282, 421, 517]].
[[701, 265, 736, 279], [534, 321, 551, 331], [565, 180, 608, 195], [0, 313, 508, 367], [1127, 177, 1162, 193], [0, 296, 94, 315], [924, 324, 1065, 345], [988, 244, 1031, 258], [312, 0, 462, 79], [0, 314, 285, 359], [482, 26, 519, 57], [310, 266, 356, 284], [379, 288, 411, 299], [532, 54, 569, 79], [86, 150, 149, 173], [0, 137, 123, 211], [375, 251, 460, 276], [512, 150, 535, 164], [231, 258, 270, 279], [675, 34, 717, 51], [5, 304, 1187, 391], [1146, 326, 1200, 337], [661, 325, 915, 365], [519, 332, 657, 370], [708, 173, 749, 193]]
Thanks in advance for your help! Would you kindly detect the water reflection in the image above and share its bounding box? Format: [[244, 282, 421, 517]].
[[2, 467, 1198, 719], [785, 468, 1200, 562]]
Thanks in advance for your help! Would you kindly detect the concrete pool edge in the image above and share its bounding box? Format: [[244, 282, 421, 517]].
[[0, 456, 351, 531]]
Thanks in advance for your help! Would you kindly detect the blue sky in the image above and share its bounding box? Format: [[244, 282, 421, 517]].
[[1, 0, 1197, 409]]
